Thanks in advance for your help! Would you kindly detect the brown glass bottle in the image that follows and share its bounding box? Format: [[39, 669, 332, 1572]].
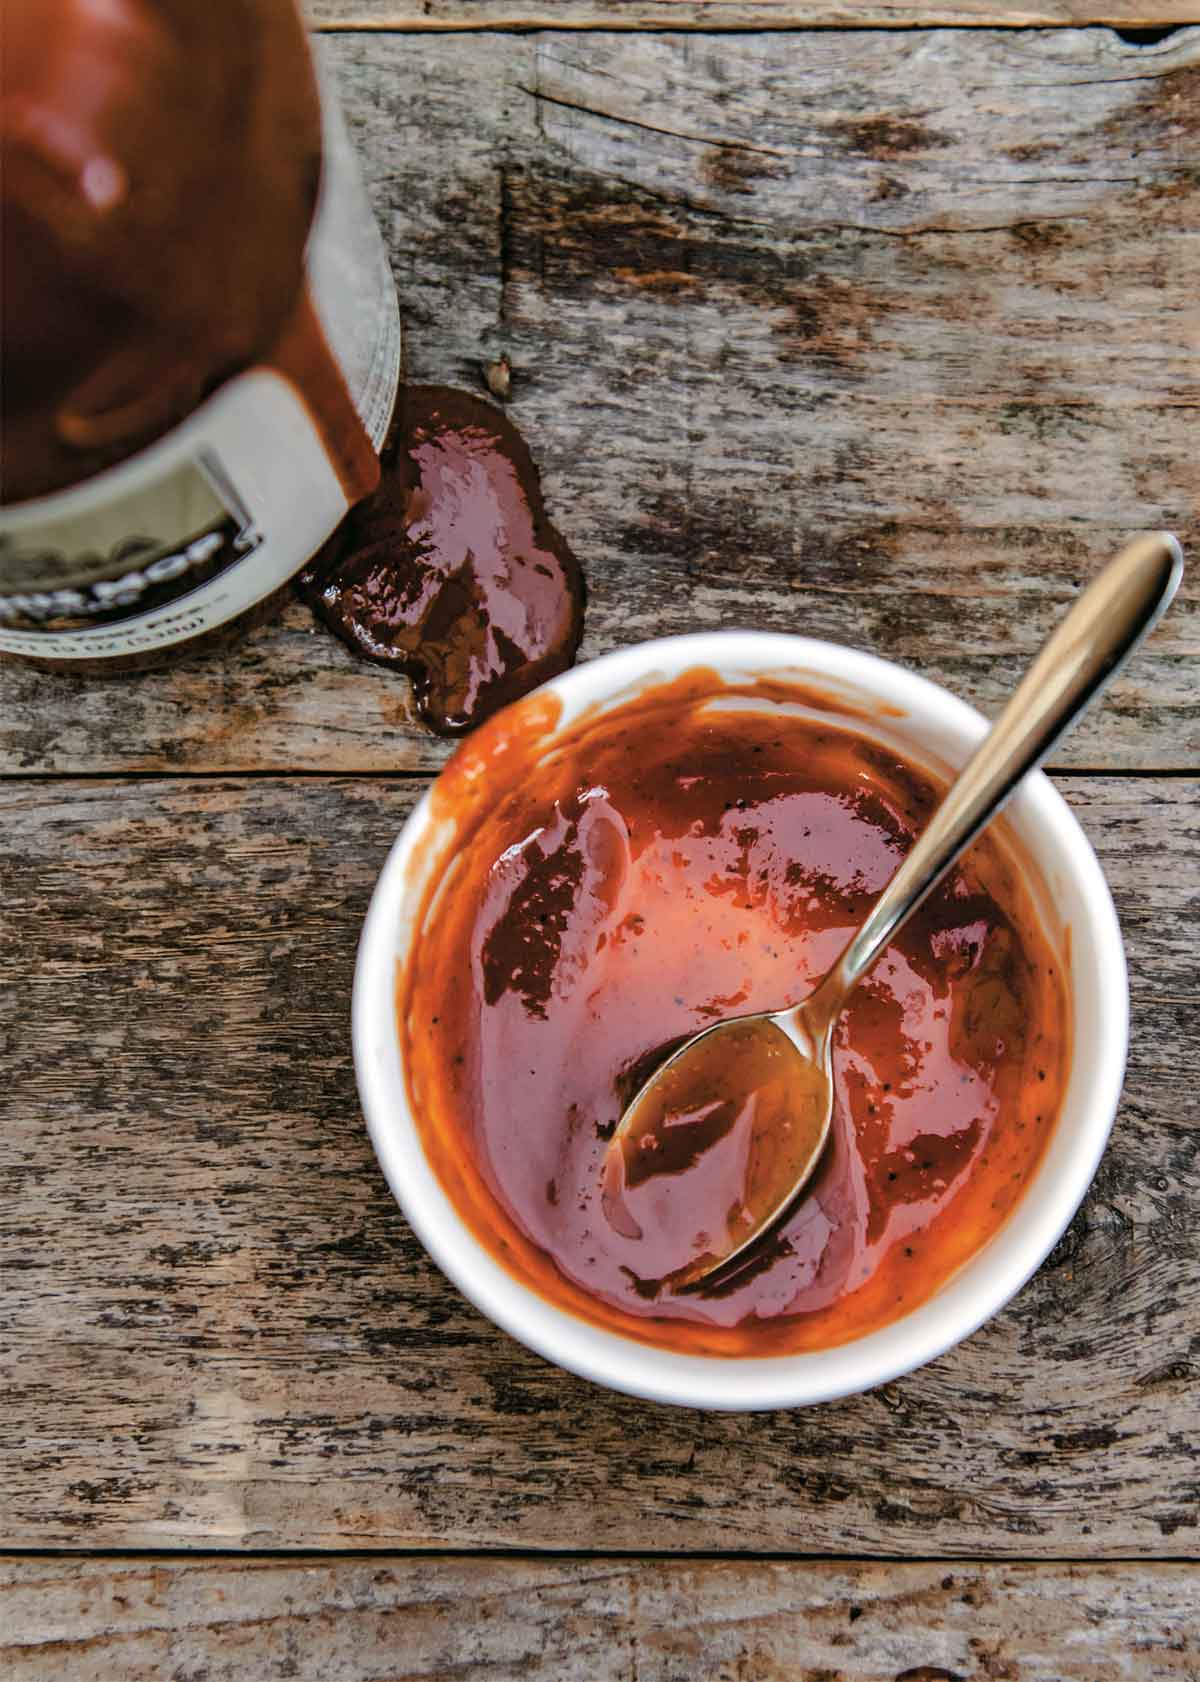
[[0, 0, 400, 671]]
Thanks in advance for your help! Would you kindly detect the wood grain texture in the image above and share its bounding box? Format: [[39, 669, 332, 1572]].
[[2, 26, 1196, 774], [2, 1557, 1198, 1682], [1, 774, 1195, 1555], [308, 4, 1200, 34]]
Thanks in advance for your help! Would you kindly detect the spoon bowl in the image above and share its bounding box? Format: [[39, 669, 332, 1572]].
[[603, 1010, 833, 1289]]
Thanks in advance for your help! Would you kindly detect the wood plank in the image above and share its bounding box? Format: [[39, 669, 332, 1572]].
[[2, 1557, 1198, 1682], [0, 774, 1195, 1555], [308, 5, 1200, 35], [2, 26, 1197, 774]]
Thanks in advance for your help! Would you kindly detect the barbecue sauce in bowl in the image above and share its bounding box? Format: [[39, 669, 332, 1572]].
[[397, 671, 1070, 1356]]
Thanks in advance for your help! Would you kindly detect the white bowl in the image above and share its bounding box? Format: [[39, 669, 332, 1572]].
[[353, 632, 1127, 1410]]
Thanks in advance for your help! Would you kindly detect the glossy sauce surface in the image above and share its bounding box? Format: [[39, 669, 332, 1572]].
[[603, 1016, 831, 1291], [399, 673, 1070, 1355], [300, 386, 584, 735]]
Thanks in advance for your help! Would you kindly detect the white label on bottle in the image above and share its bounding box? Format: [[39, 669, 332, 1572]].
[[0, 371, 347, 658]]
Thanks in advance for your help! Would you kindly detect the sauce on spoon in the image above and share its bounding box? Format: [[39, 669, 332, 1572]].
[[603, 1017, 829, 1292]]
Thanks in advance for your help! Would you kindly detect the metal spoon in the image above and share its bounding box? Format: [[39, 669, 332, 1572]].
[[604, 532, 1183, 1292]]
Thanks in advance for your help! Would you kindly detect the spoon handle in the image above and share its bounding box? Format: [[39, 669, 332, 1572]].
[[808, 532, 1183, 1020]]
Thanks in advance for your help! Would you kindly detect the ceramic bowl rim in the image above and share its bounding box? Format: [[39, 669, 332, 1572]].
[[352, 630, 1128, 1411]]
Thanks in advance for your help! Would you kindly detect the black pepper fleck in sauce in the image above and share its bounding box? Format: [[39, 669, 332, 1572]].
[[399, 672, 1070, 1357], [299, 385, 584, 735]]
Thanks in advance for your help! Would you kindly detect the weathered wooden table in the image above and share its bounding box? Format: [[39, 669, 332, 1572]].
[[3, 3, 1198, 1676]]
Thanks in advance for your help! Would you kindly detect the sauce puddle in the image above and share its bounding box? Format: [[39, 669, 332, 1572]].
[[299, 384, 585, 735]]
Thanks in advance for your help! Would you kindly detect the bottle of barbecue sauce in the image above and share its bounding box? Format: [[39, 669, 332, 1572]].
[[0, 0, 400, 671]]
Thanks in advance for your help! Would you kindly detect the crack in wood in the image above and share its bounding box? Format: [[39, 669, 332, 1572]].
[[307, 16, 1200, 39], [519, 84, 792, 156], [498, 164, 516, 326]]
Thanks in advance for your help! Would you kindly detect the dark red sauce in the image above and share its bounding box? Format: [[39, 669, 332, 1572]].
[[299, 385, 584, 735], [398, 671, 1070, 1356]]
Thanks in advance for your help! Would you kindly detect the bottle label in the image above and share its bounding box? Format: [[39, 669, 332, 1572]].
[[0, 56, 400, 661], [0, 371, 348, 658], [0, 451, 259, 635]]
